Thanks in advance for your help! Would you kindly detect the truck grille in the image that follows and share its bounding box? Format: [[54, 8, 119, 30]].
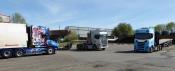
[[138, 42, 145, 47]]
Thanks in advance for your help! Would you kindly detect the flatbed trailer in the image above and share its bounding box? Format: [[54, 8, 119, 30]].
[[154, 39, 173, 51], [159, 39, 173, 45]]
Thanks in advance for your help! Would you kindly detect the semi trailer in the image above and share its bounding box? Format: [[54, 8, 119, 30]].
[[134, 28, 173, 53], [77, 29, 108, 51], [0, 23, 58, 58]]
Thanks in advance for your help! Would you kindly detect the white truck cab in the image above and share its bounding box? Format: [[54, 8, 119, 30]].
[[77, 29, 108, 50]]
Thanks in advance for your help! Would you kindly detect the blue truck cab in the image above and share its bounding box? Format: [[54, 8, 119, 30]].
[[134, 28, 155, 52]]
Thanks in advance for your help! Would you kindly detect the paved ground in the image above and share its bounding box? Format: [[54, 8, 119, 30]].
[[0, 43, 175, 71]]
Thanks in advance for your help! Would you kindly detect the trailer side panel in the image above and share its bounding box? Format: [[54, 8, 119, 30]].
[[0, 23, 28, 48]]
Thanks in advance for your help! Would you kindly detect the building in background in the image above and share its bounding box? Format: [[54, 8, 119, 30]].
[[49, 30, 70, 40], [0, 13, 11, 23], [65, 26, 113, 39]]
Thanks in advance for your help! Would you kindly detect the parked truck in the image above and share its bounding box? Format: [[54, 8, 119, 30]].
[[134, 28, 173, 53], [0, 23, 58, 58], [77, 29, 108, 51]]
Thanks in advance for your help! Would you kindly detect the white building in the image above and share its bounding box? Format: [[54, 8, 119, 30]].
[[0, 13, 11, 23], [65, 26, 113, 38]]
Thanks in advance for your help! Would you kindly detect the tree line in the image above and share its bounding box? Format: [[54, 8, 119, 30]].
[[0, 12, 27, 24], [112, 22, 175, 40]]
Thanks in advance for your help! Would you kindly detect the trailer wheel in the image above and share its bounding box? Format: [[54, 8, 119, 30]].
[[148, 48, 153, 53], [47, 48, 55, 55], [14, 49, 24, 57], [1, 49, 12, 58], [164, 43, 168, 47]]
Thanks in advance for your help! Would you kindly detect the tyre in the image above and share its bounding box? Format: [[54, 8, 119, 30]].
[[97, 48, 105, 51], [77, 44, 83, 50], [134, 50, 137, 53], [164, 43, 168, 47], [157, 45, 161, 51], [102, 48, 106, 51], [93, 44, 97, 50], [154, 47, 158, 51], [14, 49, 24, 57], [148, 47, 153, 53], [1, 49, 12, 58], [47, 48, 55, 55]]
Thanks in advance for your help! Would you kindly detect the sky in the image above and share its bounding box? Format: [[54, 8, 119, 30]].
[[0, 0, 175, 30]]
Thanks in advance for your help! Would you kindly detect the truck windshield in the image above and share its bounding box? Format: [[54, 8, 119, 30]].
[[100, 34, 108, 46], [135, 33, 153, 39]]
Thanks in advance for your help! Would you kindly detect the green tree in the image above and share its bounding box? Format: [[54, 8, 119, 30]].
[[64, 31, 78, 43], [112, 23, 134, 40], [12, 12, 27, 24], [166, 22, 175, 31], [0, 17, 2, 22], [155, 24, 166, 33]]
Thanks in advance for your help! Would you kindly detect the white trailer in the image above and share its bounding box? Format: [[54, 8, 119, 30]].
[[0, 23, 58, 58], [0, 23, 28, 48]]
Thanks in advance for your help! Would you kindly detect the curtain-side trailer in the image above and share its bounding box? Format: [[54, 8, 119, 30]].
[[0, 23, 58, 58]]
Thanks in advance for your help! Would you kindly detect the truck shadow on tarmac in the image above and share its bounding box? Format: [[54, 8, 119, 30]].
[[0, 54, 51, 59], [115, 50, 134, 53], [115, 50, 148, 54], [70, 49, 103, 52]]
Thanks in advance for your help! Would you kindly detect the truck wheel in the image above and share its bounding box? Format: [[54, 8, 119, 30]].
[[1, 49, 12, 58], [77, 44, 83, 50], [47, 48, 55, 55], [154, 47, 158, 51], [157, 45, 161, 51], [134, 50, 137, 53], [148, 48, 153, 53], [14, 49, 24, 57], [164, 43, 168, 47], [97, 48, 104, 51], [102, 48, 106, 51]]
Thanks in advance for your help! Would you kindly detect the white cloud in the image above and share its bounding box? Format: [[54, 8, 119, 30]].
[[39, 0, 63, 15], [48, 12, 76, 24], [33, 0, 79, 27], [22, 0, 175, 29]]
